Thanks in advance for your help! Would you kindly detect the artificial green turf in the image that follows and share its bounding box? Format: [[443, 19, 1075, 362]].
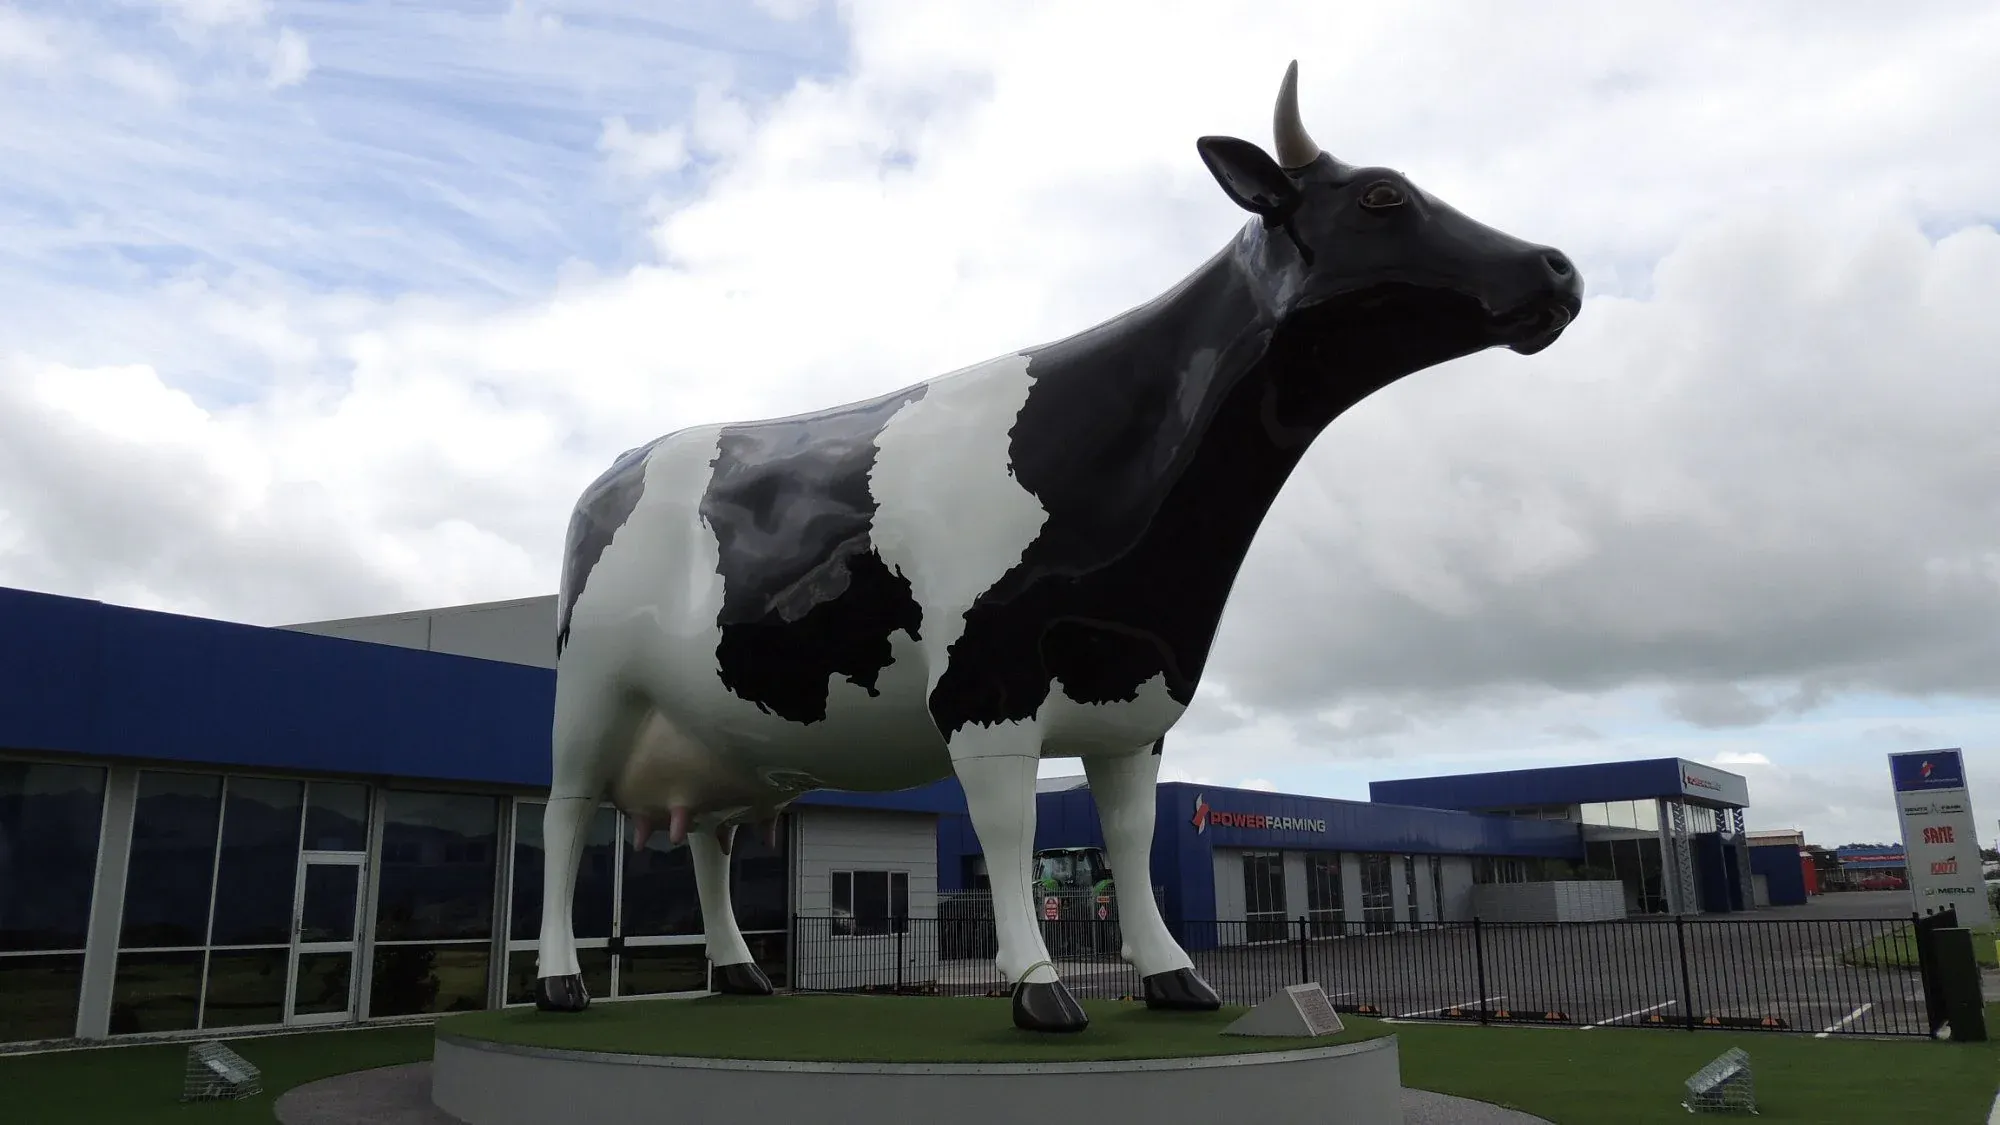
[[8, 1001, 2000, 1124], [438, 993, 1387, 1062], [1394, 1016, 2000, 1124], [0, 1023, 433, 1125]]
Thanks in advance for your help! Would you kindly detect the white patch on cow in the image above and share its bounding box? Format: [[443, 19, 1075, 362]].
[[1042, 672, 1187, 758], [867, 353, 1047, 674]]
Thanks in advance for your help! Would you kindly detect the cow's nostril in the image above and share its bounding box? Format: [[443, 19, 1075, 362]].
[[1543, 252, 1573, 278]]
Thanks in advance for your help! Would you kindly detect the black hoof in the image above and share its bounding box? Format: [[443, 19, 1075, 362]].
[[713, 961, 774, 996], [1142, 968, 1222, 1011], [1012, 980, 1089, 1033], [535, 974, 590, 1013]]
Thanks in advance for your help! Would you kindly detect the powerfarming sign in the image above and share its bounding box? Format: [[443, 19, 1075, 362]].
[[1890, 748, 1989, 927], [1190, 793, 1328, 835]]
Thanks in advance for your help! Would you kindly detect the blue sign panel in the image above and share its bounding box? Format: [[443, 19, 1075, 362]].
[[1889, 749, 1966, 793]]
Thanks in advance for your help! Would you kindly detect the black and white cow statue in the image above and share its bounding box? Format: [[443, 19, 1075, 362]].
[[536, 61, 1583, 1033]]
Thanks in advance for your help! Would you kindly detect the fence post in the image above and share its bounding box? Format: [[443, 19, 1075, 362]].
[[896, 925, 906, 994], [1675, 915, 1694, 1031], [1473, 916, 1489, 1026], [1297, 917, 1310, 986]]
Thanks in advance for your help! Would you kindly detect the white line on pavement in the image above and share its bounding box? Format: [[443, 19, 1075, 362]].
[[1396, 994, 1505, 1019], [1815, 1003, 1871, 1038], [1581, 1000, 1677, 1029]]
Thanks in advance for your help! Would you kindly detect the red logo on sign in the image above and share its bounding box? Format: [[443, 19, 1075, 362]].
[[1923, 826, 1955, 845], [1922, 760, 1934, 779], [1932, 858, 1958, 876], [1191, 794, 1210, 833]]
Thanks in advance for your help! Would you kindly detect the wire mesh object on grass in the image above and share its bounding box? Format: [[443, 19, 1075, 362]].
[[180, 1040, 262, 1102], [1681, 1047, 1756, 1114]]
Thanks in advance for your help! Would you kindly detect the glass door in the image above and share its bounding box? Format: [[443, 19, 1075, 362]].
[[1241, 852, 1288, 944], [287, 852, 365, 1025]]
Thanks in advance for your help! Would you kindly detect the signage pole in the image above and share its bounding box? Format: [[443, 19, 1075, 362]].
[[1889, 748, 1990, 927]]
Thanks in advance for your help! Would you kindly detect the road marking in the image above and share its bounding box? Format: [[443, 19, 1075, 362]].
[[1396, 994, 1505, 1019], [1580, 1000, 1677, 1029], [1815, 1004, 1871, 1038]]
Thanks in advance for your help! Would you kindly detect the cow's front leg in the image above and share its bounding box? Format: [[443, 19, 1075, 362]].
[[1084, 746, 1221, 1011], [950, 729, 1087, 1033], [690, 824, 772, 995]]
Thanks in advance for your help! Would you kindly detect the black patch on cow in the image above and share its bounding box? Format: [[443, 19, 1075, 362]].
[[928, 237, 1506, 740], [557, 436, 669, 657], [700, 384, 929, 723]]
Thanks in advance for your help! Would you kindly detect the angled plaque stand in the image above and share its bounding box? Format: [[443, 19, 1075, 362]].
[[1681, 1047, 1757, 1114], [1224, 982, 1346, 1038]]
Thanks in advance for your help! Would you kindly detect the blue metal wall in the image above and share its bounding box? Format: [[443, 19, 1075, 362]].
[[1749, 845, 1809, 906], [0, 586, 555, 785], [1368, 759, 1696, 810], [0, 585, 967, 816], [935, 779, 1584, 935]]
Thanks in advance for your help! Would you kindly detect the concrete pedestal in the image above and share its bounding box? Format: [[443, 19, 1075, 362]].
[[431, 1031, 1405, 1125]]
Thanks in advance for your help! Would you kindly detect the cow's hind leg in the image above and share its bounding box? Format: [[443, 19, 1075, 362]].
[[690, 824, 772, 995], [1084, 746, 1221, 1010], [950, 727, 1087, 1033], [536, 670, 644, 1012]]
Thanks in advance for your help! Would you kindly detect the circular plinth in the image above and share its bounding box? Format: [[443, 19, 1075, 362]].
[[431, 995, 1404, 1125]]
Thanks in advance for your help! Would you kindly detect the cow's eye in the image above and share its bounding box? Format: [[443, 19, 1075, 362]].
[[1359, 182, 1405, 210]]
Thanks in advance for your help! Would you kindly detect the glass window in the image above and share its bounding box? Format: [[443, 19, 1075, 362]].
[[1359, 853, 1394, 932], [0, 761, 107, 953], [0, 953, 86, 1043], [623, 832, 700, 937], [510, 802, 617, 943], [375, 792, 499, 942], [304, 783, 369, 851], [1304, 852, 1343, 937], [201, 947, 289, 1029], [1635, 799, 1661, 833], [730, 817, 789, 934], [831, 870, 908, 936], [210, 778, 303, 947], [1240, 852, 1286, 943], [368, 944, 491, 1017], [620, 944, 708, 996], [108, 949, 204, 1035], [120, 772, 223, 949]]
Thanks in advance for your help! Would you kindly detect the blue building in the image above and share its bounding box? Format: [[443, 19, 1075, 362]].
[[1370, 760, 1756, 917], [0, 585, 1758, 1050]]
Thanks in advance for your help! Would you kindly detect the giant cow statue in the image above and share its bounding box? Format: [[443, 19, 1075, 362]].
[[536, 61, 1583, 1033]]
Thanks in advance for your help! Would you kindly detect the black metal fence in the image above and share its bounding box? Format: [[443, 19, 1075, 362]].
[[790, 908, 1956, 1038]]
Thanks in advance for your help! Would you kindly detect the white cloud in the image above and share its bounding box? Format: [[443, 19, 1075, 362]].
[[3, 1, 2000, 849], [1239, 779, 1279, 792], [1712, 752, 1772, 767], [264, 26, 310, 89], [0, 7, 61, 68], [156, 0, 270, 29], [598, 117, 689, 179]]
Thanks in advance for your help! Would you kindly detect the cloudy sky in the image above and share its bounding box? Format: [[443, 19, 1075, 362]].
[[4, 1, 1998, 850]]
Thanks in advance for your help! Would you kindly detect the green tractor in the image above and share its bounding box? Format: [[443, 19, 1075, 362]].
[[1034, 847, 1120, 956]]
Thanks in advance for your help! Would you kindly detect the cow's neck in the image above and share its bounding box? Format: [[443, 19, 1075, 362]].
[[1009, 228, 1431, 694]]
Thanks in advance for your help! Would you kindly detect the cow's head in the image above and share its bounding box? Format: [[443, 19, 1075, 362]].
[[1199, 62, 1583, 371]]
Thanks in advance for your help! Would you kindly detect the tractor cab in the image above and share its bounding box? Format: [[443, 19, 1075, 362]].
[[1035, 847, 1114, 898]]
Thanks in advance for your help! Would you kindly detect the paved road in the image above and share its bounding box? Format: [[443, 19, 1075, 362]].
[[917, 892, 1937, 1037]]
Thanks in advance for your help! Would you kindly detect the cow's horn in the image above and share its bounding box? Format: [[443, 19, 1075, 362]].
[[1273, 60, 1321, 170]]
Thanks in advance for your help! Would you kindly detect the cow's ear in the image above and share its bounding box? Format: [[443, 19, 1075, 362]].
[[1196, 136, 1301, 225]]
